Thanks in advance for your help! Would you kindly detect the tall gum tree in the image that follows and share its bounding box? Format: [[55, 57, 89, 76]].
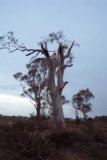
[[0, 31, 77, 133]]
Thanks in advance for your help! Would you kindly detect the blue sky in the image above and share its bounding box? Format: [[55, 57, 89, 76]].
[[0, 0, 107, 117]]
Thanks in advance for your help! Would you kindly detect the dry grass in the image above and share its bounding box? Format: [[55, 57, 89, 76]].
[[0, 115, 107, 160]]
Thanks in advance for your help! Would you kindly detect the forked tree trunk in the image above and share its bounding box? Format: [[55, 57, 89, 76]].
[[48, 57, 67, 134]]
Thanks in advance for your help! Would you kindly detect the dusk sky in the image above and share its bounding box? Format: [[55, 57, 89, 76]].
[[0, 0, 107, 117]]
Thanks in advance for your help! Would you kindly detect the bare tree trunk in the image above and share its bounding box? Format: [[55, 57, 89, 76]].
[[51, 91, 66, 133], [48, 58, 66, 134], [83, 112, 87, 120], [36, 100, 41, 120], [75, 110, 80, 124]]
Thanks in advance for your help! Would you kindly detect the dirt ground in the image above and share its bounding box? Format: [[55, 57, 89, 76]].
[[0, 115, 107, 160]]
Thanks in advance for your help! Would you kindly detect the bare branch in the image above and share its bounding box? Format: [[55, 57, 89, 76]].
[[24, 90, 35, 101], [61, 64, 73, 70], [63, 81, 68, 89], [26, 49, 42, 56], [58, 81, 69, 94], [64, 41, 75, 58]]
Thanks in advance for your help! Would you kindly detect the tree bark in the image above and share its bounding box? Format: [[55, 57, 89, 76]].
[[36, 100, 41, 120], [51, 91, 66, 133], [48, 58, 67, 134]]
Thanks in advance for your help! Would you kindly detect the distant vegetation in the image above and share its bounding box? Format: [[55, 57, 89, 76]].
[[72, 88, 94, 120]]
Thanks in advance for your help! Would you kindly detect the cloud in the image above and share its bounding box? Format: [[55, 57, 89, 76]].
[[0, 93, 31, 105], [0, 93, 34, 116]]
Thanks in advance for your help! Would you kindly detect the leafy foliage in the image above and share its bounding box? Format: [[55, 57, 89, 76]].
[[14, 58, 51, 118], [61, 95, 70, 105], [72, 88, 94, 119]]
